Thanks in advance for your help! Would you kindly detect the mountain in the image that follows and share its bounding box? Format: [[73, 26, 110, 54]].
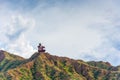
[[0, 50, 120, 80], [0, 50, 24, 72]]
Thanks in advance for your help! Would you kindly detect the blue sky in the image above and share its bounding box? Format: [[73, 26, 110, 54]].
[[0, 0, 120, 66]]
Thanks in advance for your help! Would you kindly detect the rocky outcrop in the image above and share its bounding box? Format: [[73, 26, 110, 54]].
[[0, 50, 5, 62]]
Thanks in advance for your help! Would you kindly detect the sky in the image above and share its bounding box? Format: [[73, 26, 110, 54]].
[[0, 0, 120, 66]]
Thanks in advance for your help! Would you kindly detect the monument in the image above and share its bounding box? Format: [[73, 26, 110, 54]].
[[38, 43, 46, 52]]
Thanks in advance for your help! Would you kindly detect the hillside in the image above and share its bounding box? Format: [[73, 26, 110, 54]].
[[0, 50, 120, 80]]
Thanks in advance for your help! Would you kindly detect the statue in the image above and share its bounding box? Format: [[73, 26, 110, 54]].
[[38, 43, 46, 52]]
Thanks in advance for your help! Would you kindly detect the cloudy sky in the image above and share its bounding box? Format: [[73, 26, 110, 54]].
[[0, 0, 120, 66]]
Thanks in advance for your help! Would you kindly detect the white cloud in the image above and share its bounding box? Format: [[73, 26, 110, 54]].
[[0, 13, 36, 58], [6, 34, 36, 58], [1, 0, 120, 66], [25, 0, 120, 66]]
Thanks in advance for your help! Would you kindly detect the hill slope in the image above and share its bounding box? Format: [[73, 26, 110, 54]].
[[0, 50, 24, 72], [0, 51, 120, 80]]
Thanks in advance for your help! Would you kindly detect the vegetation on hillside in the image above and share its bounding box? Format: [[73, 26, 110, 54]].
[[0, 50, 120, 80]]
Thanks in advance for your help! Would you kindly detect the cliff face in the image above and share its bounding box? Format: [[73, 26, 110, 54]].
[[0, 51, 120, 80]]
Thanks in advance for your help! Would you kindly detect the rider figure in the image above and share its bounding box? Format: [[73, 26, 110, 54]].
[[38, 43, 46, 52]]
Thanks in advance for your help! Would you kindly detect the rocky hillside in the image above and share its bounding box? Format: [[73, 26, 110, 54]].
[[0, 50, 120, 80]]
